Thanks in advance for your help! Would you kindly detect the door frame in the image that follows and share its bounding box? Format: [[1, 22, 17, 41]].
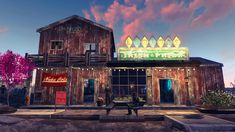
[[82, 78, 97, 104], [159, 78, 175, 104]]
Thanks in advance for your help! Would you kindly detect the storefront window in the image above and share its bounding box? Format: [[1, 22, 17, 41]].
[[111, 69, 146, 100]]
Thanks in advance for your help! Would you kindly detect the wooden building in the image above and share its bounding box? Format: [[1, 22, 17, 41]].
[[26, 15, 224, 105]]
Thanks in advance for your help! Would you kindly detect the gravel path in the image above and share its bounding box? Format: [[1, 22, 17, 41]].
[[0, 118, 180, 132]]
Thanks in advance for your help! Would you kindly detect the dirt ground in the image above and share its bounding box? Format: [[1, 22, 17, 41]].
[[0, 118, 181, 132]]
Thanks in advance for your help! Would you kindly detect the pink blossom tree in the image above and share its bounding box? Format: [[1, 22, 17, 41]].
[[0, 50, 34, 105]]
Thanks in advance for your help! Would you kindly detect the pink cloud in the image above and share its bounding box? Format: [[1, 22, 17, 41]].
[[82, 10, 91, 19], [0, 27, 8, 33], [90, 5, 103, 22], [86, 0, 235, 46]]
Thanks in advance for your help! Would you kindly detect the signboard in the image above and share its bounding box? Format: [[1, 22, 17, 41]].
[[55, 91, 66, 105], [42, 72, 67, 87], [118, 36, 189, 61], [118, 47, 189, 60]]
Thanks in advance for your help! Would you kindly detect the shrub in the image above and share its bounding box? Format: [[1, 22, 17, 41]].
[[201, 90, 234, 109]]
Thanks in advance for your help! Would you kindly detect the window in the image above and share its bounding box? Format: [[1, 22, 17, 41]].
[[84, 43, 97, 54], [111, 69, 146, 100], [51, 41, 63, 50]]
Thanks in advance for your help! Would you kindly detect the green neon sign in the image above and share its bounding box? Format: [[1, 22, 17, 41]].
[[118, 47, 189, 61]]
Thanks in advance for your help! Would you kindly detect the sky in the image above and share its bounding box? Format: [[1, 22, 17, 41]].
[[0, 0, 235, 87]]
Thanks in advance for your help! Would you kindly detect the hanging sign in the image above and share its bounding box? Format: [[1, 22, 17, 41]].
[[55, 91, 66, 105], [42, 72, 67, 87]]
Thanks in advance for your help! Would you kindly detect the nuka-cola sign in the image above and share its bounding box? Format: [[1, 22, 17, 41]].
[[41, 72, 67, 87]]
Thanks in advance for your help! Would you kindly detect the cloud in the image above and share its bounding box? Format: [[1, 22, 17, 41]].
[[90, 5, 103, 22], [85, 0, 235, 46], [0, 27, 8, 33], [191, 0, 235, 27], [82, 10, 91, 19]]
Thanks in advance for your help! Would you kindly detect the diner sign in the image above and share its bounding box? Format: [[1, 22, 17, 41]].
[[42, 72, 67, 87], [118, 36, 189, 61]]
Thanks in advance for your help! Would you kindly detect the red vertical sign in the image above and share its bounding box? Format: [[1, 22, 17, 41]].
[[56, 91, 66, 105]]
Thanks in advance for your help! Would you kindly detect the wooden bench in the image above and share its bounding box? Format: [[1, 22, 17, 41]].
[[105, 102, 143, 116]]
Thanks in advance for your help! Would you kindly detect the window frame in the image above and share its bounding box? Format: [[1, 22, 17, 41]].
[[50, 40, 64, 50]]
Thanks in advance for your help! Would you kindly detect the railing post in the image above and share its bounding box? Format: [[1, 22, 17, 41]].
[[43, 53, 48, 66], [25, 53, 28, 59], [65, 52, 69, 66], [85, 51, 90, 66]]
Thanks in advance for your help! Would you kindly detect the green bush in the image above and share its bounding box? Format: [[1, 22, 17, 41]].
[[201, 90, 234, 108]]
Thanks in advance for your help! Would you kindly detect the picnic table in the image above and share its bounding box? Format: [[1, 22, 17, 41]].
[[105, 100, 145, 116]]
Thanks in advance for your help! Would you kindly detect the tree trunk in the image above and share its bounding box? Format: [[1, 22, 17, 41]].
[[7, 87, 13, 106]]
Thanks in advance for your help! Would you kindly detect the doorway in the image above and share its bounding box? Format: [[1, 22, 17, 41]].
[[160, 79, 174, 103], [83, 79, 95, 103]]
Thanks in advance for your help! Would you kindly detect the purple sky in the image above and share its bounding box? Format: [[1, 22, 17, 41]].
[[0, 0, 235, 87]]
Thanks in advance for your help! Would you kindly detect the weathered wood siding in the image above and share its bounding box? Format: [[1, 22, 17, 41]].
[[151, 66, 224, 105], [70, 68, 109, 104], [33, 67, 109, 104], [38, 18, 113, 60]]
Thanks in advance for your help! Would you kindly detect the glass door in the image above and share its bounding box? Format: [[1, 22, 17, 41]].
[[83, 79, 95, 103], [160, 79, 174, 103]]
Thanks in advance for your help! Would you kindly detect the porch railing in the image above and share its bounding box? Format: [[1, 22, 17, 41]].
[[25, 52, 109, 67]]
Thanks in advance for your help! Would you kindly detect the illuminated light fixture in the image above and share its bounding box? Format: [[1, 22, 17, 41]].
[[141, 36, 149, 48], [124, 69, 126, 71], [109, 68, 111, 71], [157, 36, 164, 48], [82, 68, 84, 70], [37, 68, 40, 70], [92, 68, 94, 70], [114, 69, 116, 71], [154, 69, 156, 71], [137, 69, 139, 71], [169, 69, 172, 71], [45, 69, 48, 71], [87, 69, 89, 71], [187, 69, 190, 72], [149, 36, 156, 48], [142, 69, 144, 71], [125, 36, 133, 48], [177, 68, 180, 70], [119, 69, 121, 71], [173, 36, 181, 48], [132, 68, 135, 70], [159, 70, 161, 71], [51, 68, 53, 70], [164, 70, 166, 71], [165, 36, 173, 48], [193, 68, 196, 71], [181, 69, 184, 71], [133, 36, 141, 48]]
